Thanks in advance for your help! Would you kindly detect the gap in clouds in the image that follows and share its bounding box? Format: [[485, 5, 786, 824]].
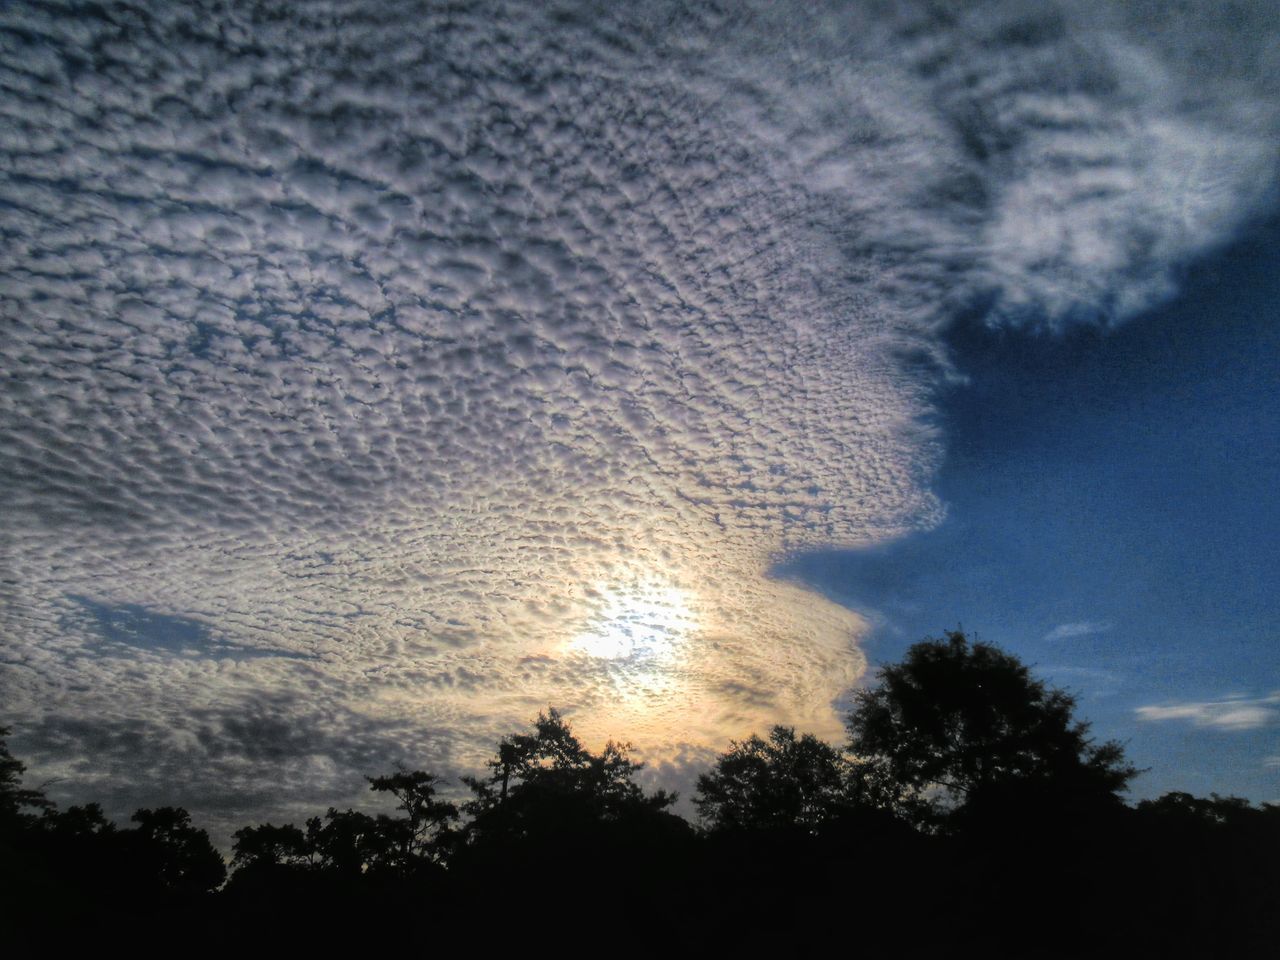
[[65, 594, 319, 661]]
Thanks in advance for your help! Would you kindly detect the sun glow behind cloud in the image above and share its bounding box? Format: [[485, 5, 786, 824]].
[[571, 581, 695, 664]]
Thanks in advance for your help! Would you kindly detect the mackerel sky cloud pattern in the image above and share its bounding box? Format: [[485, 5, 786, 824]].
[[2, 0, 1276, 832]]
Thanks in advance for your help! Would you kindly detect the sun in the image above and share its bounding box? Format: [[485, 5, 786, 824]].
[[571, 581, 696, 662]]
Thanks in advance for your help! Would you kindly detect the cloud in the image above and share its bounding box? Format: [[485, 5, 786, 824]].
[[1135, 693, 1280, 731], [1043, 621, 1114, 642], [1, 0, 1276, 825], [18, 695, 456, 848]]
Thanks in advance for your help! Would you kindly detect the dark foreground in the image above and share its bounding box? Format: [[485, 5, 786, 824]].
[[4, 796, 1278, 954]]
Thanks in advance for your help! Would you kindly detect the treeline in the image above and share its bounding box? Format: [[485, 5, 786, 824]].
[[3, 632, 1277, 951]]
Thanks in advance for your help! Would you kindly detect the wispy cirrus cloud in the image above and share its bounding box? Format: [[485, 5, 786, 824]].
[[1044, 621, 1114, 643], [1136, 693, 1280, 731]]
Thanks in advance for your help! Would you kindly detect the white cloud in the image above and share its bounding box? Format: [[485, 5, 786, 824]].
[[1044, 621, 1114, 642], [1135, 693, 1280, 731]]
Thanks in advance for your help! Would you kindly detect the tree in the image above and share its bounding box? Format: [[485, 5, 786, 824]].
[[693, 726, 854, 833], [304, 808, 394, 878], [123, 807, 226, 895], [462, 708, 676, 844], [366, 767, 459, 869], [846, 630, 1138, 826], [0, 725, 52, 826], [231, 822, 312, 872], [453, 709, 690, 899]]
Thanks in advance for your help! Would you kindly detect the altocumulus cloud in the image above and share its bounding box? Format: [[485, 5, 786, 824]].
[[2, 0, 1276, 834]]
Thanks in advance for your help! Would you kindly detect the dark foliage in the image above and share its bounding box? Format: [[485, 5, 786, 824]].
[[0, 725, 52, 823], [846, 629, 1140, 827], [122, 806, 227, 896], [451, 708, 691, 893], [461, 707, 676, 831], [366, 767, 459, 868], [2, 736, 224, 923], [695, 725, 873, 832]]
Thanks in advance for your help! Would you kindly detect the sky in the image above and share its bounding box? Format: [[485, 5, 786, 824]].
[[778, 220, 1280, 803], [1, 0, 1277, 838]]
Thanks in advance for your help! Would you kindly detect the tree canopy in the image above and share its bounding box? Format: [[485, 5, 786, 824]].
[[0, 724, 52, 825], [693, 726, 854, 832], [462, 708, 676, 843], [125, 806, 227, 894], [366, 767, 459, 868], [846, 629, 1139, 823]]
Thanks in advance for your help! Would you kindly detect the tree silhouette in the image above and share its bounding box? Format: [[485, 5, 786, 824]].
[[463, 708, 675, 835], [366, 767, 459, 870], [453, 708, 690, 908], [455, 706, 684, 880], [693, 726, 854, 833], [2, 689, 1278, 947], [123, 807, 226, 895], [305, 808, 394, 878], [847, 629, 1139, 826], [231, 822, 312, 871], [0, 725, 51, 826]]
